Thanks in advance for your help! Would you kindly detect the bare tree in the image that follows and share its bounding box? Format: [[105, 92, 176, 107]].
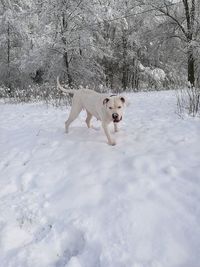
[[143, 0, 199, 87]]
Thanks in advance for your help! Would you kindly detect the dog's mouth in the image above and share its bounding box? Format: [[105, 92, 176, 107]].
[[113, 116, 122, 123]]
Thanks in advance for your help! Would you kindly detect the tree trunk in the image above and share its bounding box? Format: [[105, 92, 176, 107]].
[[183, 0, 196, 87], [187, 49, 195, 87], [7, 22, 12, 94], [122, 34, 128, 90], [132, 58, 139, 91], [64, 51, 72, 87]]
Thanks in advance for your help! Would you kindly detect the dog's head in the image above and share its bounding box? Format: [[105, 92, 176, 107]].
[[103, 95, 126, 123]]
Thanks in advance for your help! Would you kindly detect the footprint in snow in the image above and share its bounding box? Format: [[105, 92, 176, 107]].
[[54, 228, 85, 267], [34, 224, 53, 243]]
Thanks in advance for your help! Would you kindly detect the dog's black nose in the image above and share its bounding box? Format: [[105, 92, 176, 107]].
[[112, 113, 119, 119]]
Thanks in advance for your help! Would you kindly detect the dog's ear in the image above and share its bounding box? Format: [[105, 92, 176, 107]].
[[103, 98, 109, 105], [120, 97, 125, 103]]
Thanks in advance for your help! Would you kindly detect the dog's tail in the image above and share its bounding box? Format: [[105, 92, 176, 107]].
[[57, 77, 75, 94]]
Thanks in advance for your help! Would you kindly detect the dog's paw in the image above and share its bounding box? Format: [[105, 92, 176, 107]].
[[108, 140, 116, 146]]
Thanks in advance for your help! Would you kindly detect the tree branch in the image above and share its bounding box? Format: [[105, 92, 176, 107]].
[[182, 0, 191, 34], [190, 0, 196, 33], [151, 4, 188, 38]]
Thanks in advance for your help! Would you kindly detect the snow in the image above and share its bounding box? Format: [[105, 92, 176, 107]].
[[138, 64, 166, 83], [0, 90, 200, 267], [145, 67, 166, 82]]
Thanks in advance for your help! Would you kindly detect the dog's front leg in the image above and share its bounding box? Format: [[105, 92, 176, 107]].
[[102, 122, 116, 146], [114, 123, 119, 132]]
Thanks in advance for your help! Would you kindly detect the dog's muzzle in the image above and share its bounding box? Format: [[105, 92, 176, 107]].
[[112, 113, 122, 123]]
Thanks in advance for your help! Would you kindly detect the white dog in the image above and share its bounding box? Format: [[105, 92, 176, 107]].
[[57, 78, 126, 145]]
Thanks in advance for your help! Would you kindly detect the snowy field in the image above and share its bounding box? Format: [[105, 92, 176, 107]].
[[0, 91, 200, 267]]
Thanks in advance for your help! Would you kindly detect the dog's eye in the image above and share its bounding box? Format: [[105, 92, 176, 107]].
[[118, 106, 122, 109], [109, 107, 112, 109]]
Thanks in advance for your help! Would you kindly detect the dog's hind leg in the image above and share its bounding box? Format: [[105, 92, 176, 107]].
[[85, 111, 92, 128], [65, 103, 82, 133]]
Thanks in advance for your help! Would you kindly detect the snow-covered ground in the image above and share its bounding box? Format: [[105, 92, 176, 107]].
[[0, 91, 200, 267]]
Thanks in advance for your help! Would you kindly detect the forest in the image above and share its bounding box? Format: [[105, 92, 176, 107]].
[[1, 2, 200, 266], [0, 0, 200, 99]]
